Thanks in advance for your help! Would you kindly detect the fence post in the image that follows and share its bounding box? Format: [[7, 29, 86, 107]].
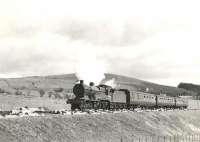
[[120, 136, 123, 142], [157, 136, 159, 142], [151, 136, 154, 142]]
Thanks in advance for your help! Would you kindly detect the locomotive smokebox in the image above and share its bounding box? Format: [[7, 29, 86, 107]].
[[73, 80, 100, 99], [73, 83, 85, 98]]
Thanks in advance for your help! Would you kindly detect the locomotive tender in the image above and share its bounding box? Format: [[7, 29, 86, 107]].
[[67, 80, 188, 111]]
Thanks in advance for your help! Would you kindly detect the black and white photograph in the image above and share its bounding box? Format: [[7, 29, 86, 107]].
[[0, 0, 200, 142]]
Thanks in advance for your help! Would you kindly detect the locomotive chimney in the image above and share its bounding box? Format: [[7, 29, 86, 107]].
[[80, 80, 84, 84]]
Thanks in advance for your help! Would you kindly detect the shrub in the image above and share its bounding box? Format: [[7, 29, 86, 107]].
[[54, 88, 64, 93], [54, 93, 63, 99], [15, 90, 23, 95], [0, 88, 5, 93], [48, 92, 53, 98], [39, 89, 45, 97]]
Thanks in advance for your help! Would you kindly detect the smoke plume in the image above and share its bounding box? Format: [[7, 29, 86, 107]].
[[75, 46, 106, 86], [105, 78, 117, 88]]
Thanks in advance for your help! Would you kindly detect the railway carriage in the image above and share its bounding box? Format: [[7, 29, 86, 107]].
[[129, 91, 156, 109], [175, 98, 188, 109], [157, 95, 175, 108]]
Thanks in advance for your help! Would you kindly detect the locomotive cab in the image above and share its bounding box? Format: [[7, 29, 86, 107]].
[[98, 84, 114, 95]]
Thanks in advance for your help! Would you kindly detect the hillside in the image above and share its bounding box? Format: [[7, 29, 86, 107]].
[[178, 83, 200, 95], [1, 110, 200, 142], [178, 83, 200, 100], [0, 73, 196, 110], [0, 73, 196, 98], [104, 73, 196, 97]]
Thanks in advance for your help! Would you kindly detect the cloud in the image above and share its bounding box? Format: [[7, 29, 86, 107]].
[[0, 0, 200, 86], [56, 19, 149, 47]]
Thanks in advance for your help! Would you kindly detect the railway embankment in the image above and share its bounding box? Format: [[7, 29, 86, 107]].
[[0, 110, 200, 142]]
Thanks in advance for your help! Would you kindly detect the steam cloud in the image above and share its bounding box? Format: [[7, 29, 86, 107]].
[[75, 46, 106, 86], [105, 78, 117, 88]]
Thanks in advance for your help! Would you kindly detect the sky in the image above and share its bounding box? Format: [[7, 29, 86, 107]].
[[0, 0, 200, 86]]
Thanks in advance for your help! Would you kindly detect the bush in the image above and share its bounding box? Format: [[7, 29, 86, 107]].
[[54, 88, 64, 93], [0, 88, 5, 93], [39, 89, 45, 97], [54, 93, 63, 99], [15, 90, 23, 95], [48, 92, 53, 98]]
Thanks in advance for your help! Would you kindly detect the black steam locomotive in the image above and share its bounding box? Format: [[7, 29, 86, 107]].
[[67, 80, 188, 111]]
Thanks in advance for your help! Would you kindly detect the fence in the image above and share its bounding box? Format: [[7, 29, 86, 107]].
[[120, 135, 200, 142]]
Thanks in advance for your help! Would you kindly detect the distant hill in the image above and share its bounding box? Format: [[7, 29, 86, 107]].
[[178, 83, 200, 96], [104, 73, 196, 97], [0, 73, 196, 97]]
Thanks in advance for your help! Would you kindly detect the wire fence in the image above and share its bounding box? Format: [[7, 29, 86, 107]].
[[119, 135, 200, 142]]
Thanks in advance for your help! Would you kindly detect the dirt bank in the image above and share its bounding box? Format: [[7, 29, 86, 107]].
[[0, 110, 200, 142]]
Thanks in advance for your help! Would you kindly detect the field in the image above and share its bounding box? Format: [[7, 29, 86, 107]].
[[0, 94, 69, 111]]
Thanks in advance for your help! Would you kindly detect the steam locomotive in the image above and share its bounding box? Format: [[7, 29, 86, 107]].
[[67, 80, 188, 111]]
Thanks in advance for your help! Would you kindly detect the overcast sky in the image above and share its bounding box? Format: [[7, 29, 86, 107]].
[[0, 0, 200, 86]]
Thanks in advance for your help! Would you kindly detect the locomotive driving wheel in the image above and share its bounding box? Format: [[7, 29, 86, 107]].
[[99, 100, 110, 110]]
